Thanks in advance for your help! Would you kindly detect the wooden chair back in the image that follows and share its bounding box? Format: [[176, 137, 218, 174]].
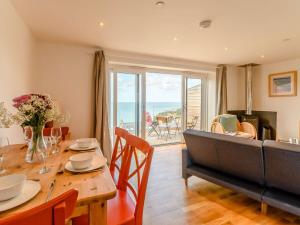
[[0, 189, 78, 225], [119, 134, 154, 225], [110, 127, 129, 187]]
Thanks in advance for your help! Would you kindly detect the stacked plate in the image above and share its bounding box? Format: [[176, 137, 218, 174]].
[[69, 138, 99, 151], [0, 174, 41, 212], [65, 153, 107, 173]]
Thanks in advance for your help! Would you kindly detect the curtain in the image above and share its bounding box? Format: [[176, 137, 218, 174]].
[[216, 64, 227, 115], [92, 50, 112, 161]]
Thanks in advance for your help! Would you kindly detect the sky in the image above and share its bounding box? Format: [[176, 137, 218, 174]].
[[115, 72, 201, 102]]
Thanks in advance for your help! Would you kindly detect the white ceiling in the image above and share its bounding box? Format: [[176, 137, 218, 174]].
[[11, 0, 300, 65]]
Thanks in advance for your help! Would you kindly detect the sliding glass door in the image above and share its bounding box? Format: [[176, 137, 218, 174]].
[[114, 72, 140, 135], [110, 69, 207, 146], [145, 72, 182, 145]]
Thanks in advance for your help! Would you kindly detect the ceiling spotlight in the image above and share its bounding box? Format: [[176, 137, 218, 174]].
[[99, 22, 104, 27], [260, 55, 265, 58], [199, 20, 212, 29], [155, 1, 165, 7], [173, 37, 178, 41], [224, 47, 228, 51]]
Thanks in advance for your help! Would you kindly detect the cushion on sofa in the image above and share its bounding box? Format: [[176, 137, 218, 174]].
[[183, 130, 264, 185], [263, 140, 300, 196], [219, 114, 238, 132], [183, 130, 220, 170], [215, 136, 264, 185]]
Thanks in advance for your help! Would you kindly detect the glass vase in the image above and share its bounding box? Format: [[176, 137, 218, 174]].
[[25, 125, 46, 163]]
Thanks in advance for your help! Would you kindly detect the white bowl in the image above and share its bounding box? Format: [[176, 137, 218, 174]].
[[0, 174, 26, 201], [76, 138, 93, 148], [69, 153, 93, 170]]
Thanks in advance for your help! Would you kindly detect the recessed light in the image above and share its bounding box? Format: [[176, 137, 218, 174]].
[[99, 22, 104, 27], [199, 20, 212, 29], [260, 55, 265, 58], [173, 37, 178, 41], [155, 1, 165, 7], [224, 47, 228, 51]]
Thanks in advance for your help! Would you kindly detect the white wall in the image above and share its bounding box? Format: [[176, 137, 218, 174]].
[[0, 0, 36, 143], [253, 58, 300, 139], [33, 42, 96, 139]]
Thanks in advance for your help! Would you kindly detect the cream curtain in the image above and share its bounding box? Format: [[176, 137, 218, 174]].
[[216, 65, 227, 115], [92, 50, 112, 161]]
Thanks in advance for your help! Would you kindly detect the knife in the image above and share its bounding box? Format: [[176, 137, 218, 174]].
[[46, 179, 56, 202]]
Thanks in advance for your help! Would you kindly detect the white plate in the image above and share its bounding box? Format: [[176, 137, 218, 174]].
[[65, 156, 107, 173], [0, 180, 41, 212], [69, 142, 99, 151]]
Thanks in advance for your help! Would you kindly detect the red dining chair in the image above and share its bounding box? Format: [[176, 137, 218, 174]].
[[110, 127, 129, 187], [73, 134, 154, 225], [0, 189, 78, 225]]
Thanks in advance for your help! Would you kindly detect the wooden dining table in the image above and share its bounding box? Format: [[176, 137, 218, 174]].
[[0, 140, 116, 225]]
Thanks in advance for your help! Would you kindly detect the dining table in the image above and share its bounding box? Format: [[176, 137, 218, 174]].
[[0, 140, 117, 225]]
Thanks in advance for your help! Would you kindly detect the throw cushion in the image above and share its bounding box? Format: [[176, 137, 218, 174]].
[[219, 114, 238, 133]]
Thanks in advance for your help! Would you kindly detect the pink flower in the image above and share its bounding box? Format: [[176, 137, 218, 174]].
[[12, 95, 31, 108]]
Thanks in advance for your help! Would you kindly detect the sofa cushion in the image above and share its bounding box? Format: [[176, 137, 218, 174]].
[[263, 140, 300, 196], [183, 130, 220, 170], [215, 135, 264, 185], [183, 130, 264, 185], [219, 114, 238, 132]]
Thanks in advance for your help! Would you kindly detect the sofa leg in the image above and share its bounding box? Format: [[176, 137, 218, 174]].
[[261, 202, 268, 215]]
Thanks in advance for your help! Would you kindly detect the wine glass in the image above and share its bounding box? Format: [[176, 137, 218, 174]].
[[51, 127, 62, 154], [44, 136, 52, 157], [23, 126, 32, 147], [0, 137, 9, 174], [37, 137, 50, 174]]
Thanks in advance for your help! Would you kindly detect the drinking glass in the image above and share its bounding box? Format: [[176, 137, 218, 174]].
[[37, 137, 50, 174], [44, 136, 52, 157], [23, 126, 32, 147], [0, 137, 9, 174], [51, 127, 62, 154]]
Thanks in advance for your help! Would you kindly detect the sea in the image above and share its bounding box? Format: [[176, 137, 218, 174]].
[[116, 102, 181, 124]]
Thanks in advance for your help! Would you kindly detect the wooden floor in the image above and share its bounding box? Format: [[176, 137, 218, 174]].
[[143, 145, 300, 225]]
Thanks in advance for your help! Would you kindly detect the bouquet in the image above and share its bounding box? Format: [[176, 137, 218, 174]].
[[0, 94, 66, 163], [12, 94, 56, 127]]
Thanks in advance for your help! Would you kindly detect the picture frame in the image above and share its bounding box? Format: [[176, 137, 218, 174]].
[[268, 71, 297, 97]]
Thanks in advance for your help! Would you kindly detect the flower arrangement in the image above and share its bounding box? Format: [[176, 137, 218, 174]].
[[12, 94, 56, 127], [0, 102, 13, 128], [0, 94, 66, 163]]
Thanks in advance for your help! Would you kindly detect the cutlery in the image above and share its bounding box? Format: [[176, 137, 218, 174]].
[[46, 179, 56, 202]]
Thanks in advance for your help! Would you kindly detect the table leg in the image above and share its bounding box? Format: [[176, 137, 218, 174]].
[[89, 201, 107, 225]]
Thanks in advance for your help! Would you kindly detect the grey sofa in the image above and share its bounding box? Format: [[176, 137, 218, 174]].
[[182, 129, 300, 216]]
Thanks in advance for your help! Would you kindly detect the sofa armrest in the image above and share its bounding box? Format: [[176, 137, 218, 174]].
[[182, 148, 192, 179]]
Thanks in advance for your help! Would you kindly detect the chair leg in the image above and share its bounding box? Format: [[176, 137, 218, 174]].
[[261, 202, 268, 214], [184, 178, 188, 187]]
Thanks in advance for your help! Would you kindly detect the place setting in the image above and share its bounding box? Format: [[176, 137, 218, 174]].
[[0, 174, 41, 212], [64, 152, 107, 173], [65, 138, 99, 152]]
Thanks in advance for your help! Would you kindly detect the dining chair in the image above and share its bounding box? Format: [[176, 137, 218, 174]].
[[110, 127, 129, 187], [73, 134, 154, 225], [0, 189, 78, 225]]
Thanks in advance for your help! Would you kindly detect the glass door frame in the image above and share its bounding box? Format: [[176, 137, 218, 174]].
[[109, 66, 208, 144], [182, 74, 208, 133]]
